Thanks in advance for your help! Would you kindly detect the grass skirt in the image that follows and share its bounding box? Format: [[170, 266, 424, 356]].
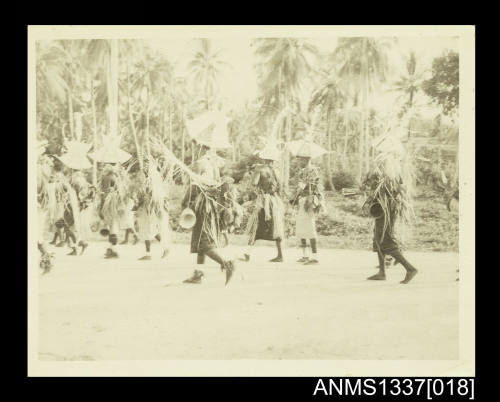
[[246, 193, 285, 245], [119, 199, 136, 230], [190, 191, 221, 254], [102, 191, 125, 236], [373, 213, 400, 254]]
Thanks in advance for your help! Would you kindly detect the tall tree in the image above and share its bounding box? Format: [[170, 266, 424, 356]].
[[187, 39, 229, 111], [333, 37, 395, 182], [309, 75, 345, 190], [422, 50, 459, 116], [392, 51, 426, 138], [253, 38, 318, 191]]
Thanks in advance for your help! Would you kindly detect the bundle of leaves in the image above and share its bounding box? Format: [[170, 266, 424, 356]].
[[363, 132, 415, 241], [100, 164, 131, 220]]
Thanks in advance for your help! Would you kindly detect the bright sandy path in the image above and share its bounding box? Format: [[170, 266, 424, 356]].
[[37, 241, 459, 361]]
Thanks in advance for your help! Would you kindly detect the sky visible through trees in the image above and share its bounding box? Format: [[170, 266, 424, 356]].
[[146, 36, 458, 113]]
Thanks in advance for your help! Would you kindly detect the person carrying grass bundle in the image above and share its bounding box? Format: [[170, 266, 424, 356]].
[[53, 140, 94, 256], [362, 131, 418, 284], [181, 141, 238, 285], [48, 162, 82, 256], [290, 156, 325, 265], [119, 192, 139, 246], [99, 164, 129, 259], [66, 170, 95, 255], [240, 141, 285, 263]]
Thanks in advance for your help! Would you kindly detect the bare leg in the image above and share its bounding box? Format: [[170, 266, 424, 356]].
[[205, 248, 236, 285], [367, 251, 386, 280], [139, 240, 152, 260], [270, 239, 283, 262], [305, 238, 319, 265], [389, 249, 418, 284], [120, 228, 131, 244], [298, 239, 309, 262], [105, 234, 119, 258]]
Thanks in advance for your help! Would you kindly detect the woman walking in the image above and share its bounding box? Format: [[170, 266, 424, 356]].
[[291, 156, 325, 265]]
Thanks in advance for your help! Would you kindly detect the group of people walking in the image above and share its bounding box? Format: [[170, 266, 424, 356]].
[[37, 128, 419, 285]]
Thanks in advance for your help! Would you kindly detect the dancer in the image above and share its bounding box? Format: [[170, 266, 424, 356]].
[[134, 159, 170, 260], [37, 144, 54, 274], [48, 160, 69, 247], [50, 162, 81, 255], [291, 156, 325, 265], [363, 133, 418, 284], [120, 192, 139, 245], [241, 141, 285, 263], [54, 140, 95, 256], [68, 170, 95, 255], [181, 140, 238, 285], [99, 164, 129, 258]]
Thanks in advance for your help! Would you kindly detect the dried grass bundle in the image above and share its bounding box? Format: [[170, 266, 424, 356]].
[[365, 131, 415, 243]]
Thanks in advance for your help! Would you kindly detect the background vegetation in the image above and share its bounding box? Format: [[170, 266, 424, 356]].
[[36, 38, 459, 251]]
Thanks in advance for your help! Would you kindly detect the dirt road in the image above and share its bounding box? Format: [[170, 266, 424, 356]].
[[37, 242, 459, 360]]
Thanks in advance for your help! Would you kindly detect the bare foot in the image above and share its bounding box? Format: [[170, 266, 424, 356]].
[[367, 273, 386, 281], [224, 261, 236, 285], [400, 269, 418, 284]]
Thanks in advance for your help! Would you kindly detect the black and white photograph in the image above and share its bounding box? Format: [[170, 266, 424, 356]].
[[27, 25, 475, 377]]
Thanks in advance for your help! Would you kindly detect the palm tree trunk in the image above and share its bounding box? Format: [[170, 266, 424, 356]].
[[181, 105, 186, 163], [358, 108, 365, 183], [284, 112, 291, 193], [145, 81, 152, 157], [359, 39, 370, 181], [325, 110, 335, 190], [108, 39, 119, 138], [68, 91, 75, 140], [343, 116, 350, 170], [169, 100, 173, 150], [90, 77, 98, 186], [126, 63, 143, 170], [407, 89, 414, 139]]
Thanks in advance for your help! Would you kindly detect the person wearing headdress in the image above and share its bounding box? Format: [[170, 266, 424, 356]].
[[181, 140, 238, 285], [47, 159, 81, 256], [240, 140, 285, 263], [47, 158, 68, 247], [90, 137, 132, 258], [37, 142, 54, 274], [99, 163, 129, 258], [68, 170, 96, 255], [362, 132, 418, 284], [54, 140, 94, 256], [290, 156, 325, 265], [119, 182, 139, 245], [134, 158, 171, 261]]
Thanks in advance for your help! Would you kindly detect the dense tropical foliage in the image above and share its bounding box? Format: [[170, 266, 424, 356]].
[[36, 38, 459, 193]]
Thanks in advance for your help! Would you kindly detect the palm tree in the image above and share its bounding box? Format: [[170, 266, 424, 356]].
[[309, 74, 345, 190], [37, 40, 87, 141], [187, 39, 229, 111], [86, 39, 144, 171], [253, 38, 319, 191], [333, 37, 395, 182], [131, 53, 173, 159], [392, 51, 426, 139]]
